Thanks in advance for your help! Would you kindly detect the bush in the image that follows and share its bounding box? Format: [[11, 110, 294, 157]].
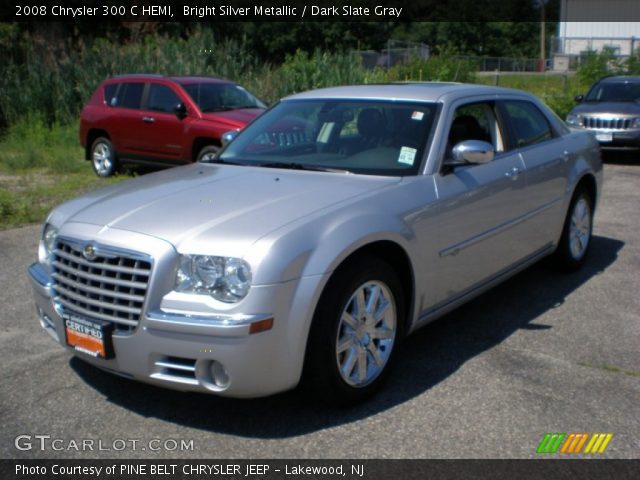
[[576, 47, 625, 87], [576, 46, 640, 87], [0, 28, 267, 126], [269, 49, 384, 98], [384, 55, 478, 83], [625, 51, 640, 76], [542, 92, 580, 120]]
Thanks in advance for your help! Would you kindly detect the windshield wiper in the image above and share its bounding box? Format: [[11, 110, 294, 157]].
[[203, 105, 261, 112], [202, 106, 234, 112], [257, 162, 349, 174], [206, 158, 251, 166]]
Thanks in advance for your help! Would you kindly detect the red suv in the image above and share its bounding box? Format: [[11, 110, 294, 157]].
[[80, 75, 266, 176]]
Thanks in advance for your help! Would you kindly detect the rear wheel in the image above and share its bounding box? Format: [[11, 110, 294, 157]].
[[303, 256, 404, 404], [90, 137, 117, 177], [552, 186, 594, 271]]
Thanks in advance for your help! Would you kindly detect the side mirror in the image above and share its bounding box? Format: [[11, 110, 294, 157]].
[[574, 94, 584, 103], [221, 130, 239, 146], [174, 102, 187, 119], [446, 140, 495, 166]]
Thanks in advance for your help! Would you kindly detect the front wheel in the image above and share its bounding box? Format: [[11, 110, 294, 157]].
[[90, 137, 117, 177], [303, 256, 404, 404], [197, 145, 219, 162], [552, 186, 594, 271]]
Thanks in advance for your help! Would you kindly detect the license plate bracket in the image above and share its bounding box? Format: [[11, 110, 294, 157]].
[[595, 133, 613, 143], [63, 312, 114, 359]]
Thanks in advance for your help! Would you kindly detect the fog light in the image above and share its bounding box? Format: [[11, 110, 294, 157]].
[[210, 361, 230, 389]]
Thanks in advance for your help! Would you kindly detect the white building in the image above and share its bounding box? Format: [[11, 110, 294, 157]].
[[554, 0, 640, 70]]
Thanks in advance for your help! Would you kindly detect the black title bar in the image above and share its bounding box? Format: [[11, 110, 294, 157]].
[[2, 459, 639, 480], [2, 0, 639, 22]]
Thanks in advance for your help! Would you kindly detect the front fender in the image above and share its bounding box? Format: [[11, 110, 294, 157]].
[[246, 207, 414, 286]]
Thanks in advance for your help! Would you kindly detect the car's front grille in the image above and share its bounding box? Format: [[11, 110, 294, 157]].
[[51, 239, 151, 330], [582, 116, 634, 130]]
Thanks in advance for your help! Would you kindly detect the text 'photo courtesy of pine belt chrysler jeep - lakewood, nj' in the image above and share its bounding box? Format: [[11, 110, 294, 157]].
[[28, 83, 602, 404]]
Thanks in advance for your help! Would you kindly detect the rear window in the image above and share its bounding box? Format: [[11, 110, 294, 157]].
[[104, 84, 117, 106], [113, 82, 144, 109]]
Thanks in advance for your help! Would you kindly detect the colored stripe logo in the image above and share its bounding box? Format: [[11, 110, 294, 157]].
[[537, 433, 613, 454]]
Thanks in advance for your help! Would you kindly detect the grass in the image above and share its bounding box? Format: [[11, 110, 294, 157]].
[[0, 119, 126, 228]]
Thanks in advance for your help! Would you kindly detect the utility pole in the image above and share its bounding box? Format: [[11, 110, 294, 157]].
[[539, 0, 546, 72]]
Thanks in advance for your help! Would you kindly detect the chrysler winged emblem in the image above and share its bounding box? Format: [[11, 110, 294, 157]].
[[83, 244, 97, 261]]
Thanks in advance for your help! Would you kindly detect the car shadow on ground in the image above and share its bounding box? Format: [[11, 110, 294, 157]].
[[602, 150, 639, 165], [70, 235, 624, 438]]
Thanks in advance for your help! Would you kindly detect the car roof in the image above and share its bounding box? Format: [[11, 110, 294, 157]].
[[169, 76, 233, 85], [598, 75, 640, 83], [284, 82, 532, 103], [109, 74, 232, 84]]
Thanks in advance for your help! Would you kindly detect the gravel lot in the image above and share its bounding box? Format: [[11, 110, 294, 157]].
[[1, 155, 638, 459]]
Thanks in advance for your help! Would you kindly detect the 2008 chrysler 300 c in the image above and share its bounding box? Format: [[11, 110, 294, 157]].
[[28, 83, 602, 403]]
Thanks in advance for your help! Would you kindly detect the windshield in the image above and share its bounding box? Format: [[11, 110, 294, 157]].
[[585, 81, 640, 103], [216, 99, 437, 176], [179, 82, 266, 112]]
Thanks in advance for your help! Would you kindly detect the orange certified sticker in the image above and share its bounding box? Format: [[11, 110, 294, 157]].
[[63, 312, 114, 359], [65, 327, 106, 358]]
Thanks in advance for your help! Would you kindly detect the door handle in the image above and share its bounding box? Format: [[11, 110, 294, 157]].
[[505, 166, 520, 180], [563, 150, 571, 162], [142, 116, 155, 124]]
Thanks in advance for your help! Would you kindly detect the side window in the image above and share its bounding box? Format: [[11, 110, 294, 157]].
[[447, 102, 504, 158], [147, 84, 181, 113], [503, 101, 553, 148], [104, 84, 118, 106], [114, 82, 144, 109]]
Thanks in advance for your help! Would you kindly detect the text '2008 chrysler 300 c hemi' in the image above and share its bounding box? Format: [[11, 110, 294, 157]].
[[28, 83, 602, 404]]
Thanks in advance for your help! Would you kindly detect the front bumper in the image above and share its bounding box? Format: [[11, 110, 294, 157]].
[[585, 128, 640, 149], [28, 261, 325, 398]]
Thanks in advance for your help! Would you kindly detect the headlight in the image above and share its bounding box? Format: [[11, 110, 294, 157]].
[[40, 223, 58, 263], [175, 255, 252, 303], [631, 117, 640, 129], [566, 114, 582, 127]]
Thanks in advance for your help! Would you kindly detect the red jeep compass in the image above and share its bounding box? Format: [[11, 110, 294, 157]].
[[80, 74, 266, 176]]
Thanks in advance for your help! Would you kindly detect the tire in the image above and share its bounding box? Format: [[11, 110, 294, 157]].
[[552, 186, 594, 271], [303, 256, 405, 405], [197, 145, 219, 162], [90, 137, 117, 177]]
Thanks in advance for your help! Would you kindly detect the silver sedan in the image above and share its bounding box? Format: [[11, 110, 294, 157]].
[[28, 83, 602, 403]]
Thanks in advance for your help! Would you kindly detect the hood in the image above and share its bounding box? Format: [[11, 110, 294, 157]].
[[55, 164, 399, 256], [570, 102, 640, 116], [201, 108, 264, 129]]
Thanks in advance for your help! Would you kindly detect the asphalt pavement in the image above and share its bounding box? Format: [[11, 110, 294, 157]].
[[1, 155, 638, 459]]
